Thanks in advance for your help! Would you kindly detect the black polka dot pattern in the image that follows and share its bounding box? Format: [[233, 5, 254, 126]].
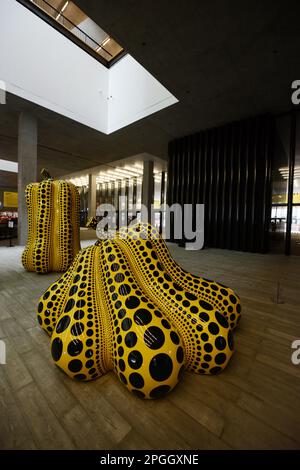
[[118, 222, 241, 331], [22, 179, 81, 273], [39, 241, 185, 399], [37, 222, 239, 399], [116, 222, 237, 376]]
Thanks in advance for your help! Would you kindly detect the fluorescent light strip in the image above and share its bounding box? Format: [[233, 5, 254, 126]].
[[0, 159, 18, 173], [98, 169, 141, 180], [71, 166, 164, 187], [102, 37, 110, 47], [101, 171, 126, 178], [96, 37, 111, 53], [70, 176, 89, 187], [108, 168, 137, 176], [61, 1, 69, 13], [56, 1, 68, 21], [97, 178, 110, 183], [279, 166, 300, 171], [124, 165, 143, 174]]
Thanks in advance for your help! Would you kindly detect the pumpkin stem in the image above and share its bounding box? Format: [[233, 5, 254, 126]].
[[41, 168, 53, 181]]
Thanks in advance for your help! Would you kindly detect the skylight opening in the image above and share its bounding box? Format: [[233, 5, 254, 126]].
[[26, 0, 124, 65]]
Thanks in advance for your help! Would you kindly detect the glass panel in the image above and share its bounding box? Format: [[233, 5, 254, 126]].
[[79, 186, 88, 226], [291, 111, 300, 254], [154, 173, 162, 209], [114, 181, 120, 209], [163, 172, 168, 204], [96, 183, 101, 209], [291, 206, 300, 254], [127, 178, 135, 224], [136, 178, 142, 211], [270, 115, 290, 253], [153, 171, 167, 233], [119, 179, 126, 227]]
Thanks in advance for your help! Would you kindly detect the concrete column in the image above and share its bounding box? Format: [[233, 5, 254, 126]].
[[141, 160, 154, 223], [88, 173, 97, 218], [18, 112, 37, 245]]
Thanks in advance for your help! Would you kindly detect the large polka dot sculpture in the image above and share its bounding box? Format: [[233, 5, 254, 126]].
[[116, 223, 241, 331], [37, 223, 241, 399], [22, 170, 81, 273]]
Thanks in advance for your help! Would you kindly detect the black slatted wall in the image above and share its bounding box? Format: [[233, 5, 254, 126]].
[[167, 114, 274, 253]]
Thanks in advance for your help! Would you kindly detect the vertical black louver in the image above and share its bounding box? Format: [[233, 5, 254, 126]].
[[167, 114, 274, 253]]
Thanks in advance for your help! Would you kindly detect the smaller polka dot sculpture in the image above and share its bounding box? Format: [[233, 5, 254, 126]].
[[22, 170, 81, 273], [37, 223, 241, 399]]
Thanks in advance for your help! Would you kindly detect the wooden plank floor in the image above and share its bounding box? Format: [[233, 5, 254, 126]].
[[0, 241, 300, 450]]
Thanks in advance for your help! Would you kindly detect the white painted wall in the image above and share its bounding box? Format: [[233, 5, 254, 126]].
[[108, 55, 178, 133], [0, 0, 178, 135], [0, 0, 109, 132]]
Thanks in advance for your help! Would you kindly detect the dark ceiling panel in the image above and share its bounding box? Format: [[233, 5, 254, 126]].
[[1, 0, 300, 177], [0, 171, 17, 189]]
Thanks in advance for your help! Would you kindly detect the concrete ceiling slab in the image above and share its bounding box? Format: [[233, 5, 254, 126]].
[[1, 0, 300, 178]]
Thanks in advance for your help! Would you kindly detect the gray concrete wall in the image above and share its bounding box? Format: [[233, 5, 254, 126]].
[[18, 112, 37, 245]]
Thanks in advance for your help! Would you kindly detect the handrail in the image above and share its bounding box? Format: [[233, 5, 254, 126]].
[[30, 0, 113, 57]]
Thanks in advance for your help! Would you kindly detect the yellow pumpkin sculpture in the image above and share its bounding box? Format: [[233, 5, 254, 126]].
[[22, 170, 80, 273], [116, 223, 241, 331], [37, 223, 240, 399]]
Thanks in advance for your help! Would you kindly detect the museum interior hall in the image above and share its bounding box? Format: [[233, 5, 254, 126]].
[[0, 0, 300, 453]]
